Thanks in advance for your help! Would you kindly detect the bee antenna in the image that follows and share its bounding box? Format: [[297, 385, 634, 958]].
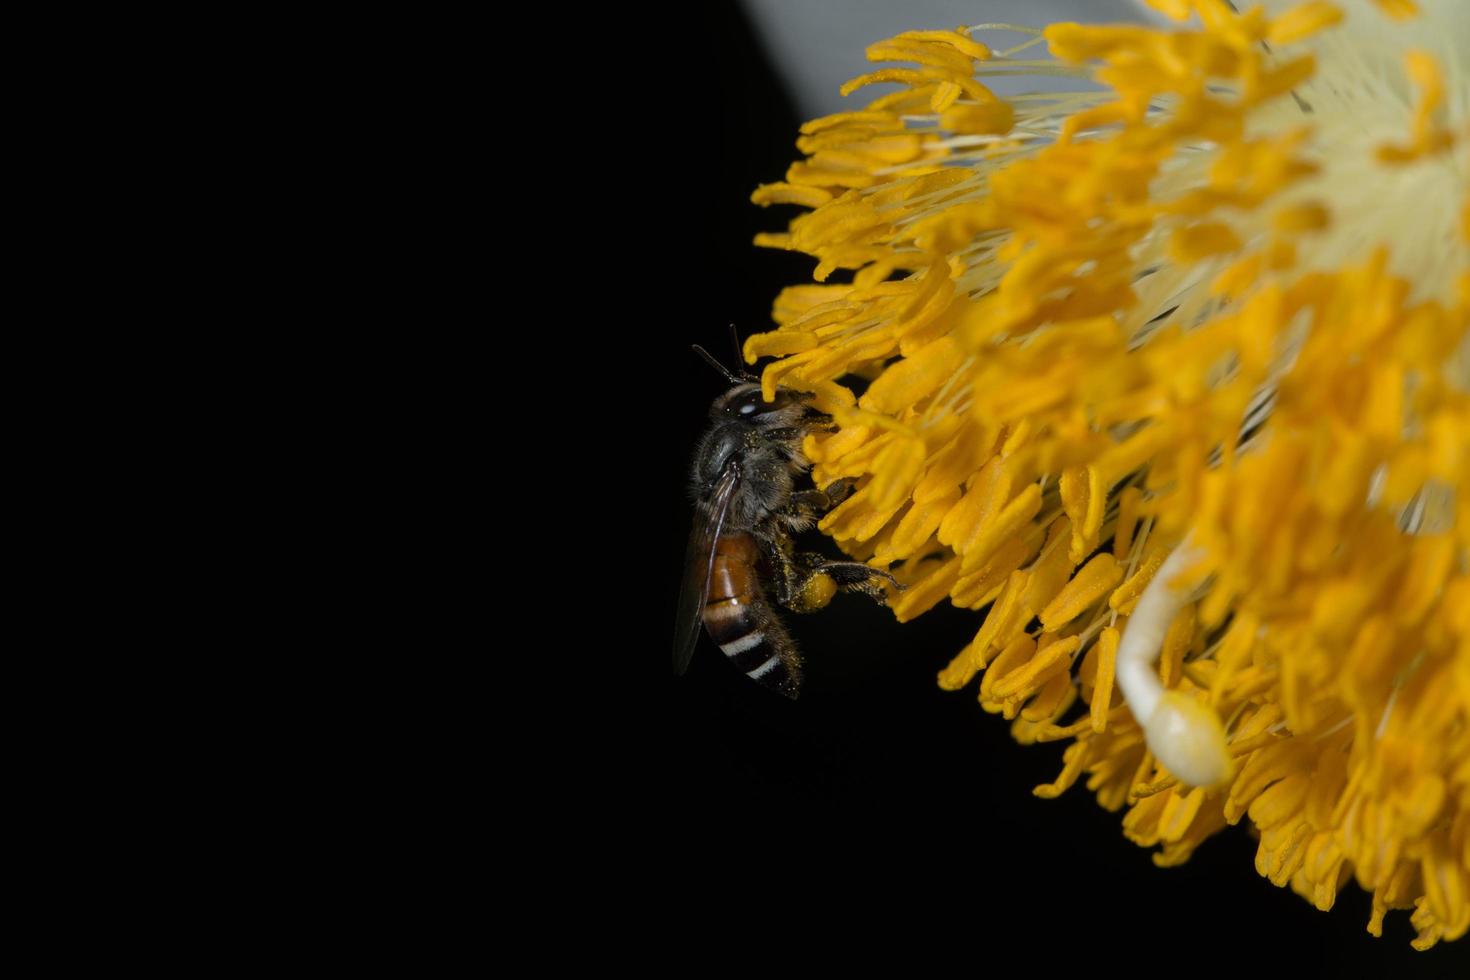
[[691, 345, 743, 384], [727, 325, 761, 383]]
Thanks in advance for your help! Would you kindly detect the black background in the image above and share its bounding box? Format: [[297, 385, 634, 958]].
[[653, 4, 1465, 971]]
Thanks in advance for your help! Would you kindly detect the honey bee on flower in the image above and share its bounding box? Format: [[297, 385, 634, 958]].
[[742, 0, 1469, 949]]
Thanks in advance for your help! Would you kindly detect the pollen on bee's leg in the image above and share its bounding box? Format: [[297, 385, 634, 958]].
[[799, 571, 838, 610], [1114, 538, 1232, 789]]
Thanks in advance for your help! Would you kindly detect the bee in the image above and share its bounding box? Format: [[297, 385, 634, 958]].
[[673, 346, 899, 698]]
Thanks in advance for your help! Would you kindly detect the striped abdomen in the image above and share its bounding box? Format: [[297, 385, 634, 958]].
[[702, 532, 801, 699]]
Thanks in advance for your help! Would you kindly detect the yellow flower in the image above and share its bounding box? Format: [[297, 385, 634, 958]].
[[748, 0, 1469, 948]]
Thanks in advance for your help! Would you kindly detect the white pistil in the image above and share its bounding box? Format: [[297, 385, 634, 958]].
[[1115, 537, 1233, 788]]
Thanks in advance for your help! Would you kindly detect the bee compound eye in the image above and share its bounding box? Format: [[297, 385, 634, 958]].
[[731, 390, 765, 417]]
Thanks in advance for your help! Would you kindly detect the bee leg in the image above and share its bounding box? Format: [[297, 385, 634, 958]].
[[783, 490, 832, 524], [770, 548, 903, 613], [812, 560, 904, 605], [821, 478, 857, 507], [781, 479, 857, 525]]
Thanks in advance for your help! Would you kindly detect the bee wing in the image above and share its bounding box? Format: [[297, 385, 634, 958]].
[[673, 460, 740, 676]]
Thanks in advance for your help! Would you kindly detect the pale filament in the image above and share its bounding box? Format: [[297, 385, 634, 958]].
[[1114, 536, 1233, 788]]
